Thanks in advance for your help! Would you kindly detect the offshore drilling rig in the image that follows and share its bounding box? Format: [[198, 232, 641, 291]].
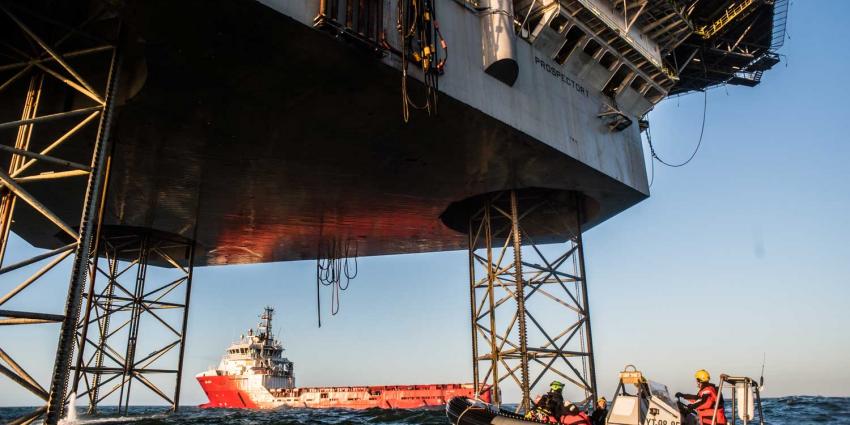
[[0, 0, 785, 423]]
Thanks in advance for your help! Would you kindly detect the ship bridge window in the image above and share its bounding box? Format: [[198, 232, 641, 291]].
[[555, 26, 585, 65]]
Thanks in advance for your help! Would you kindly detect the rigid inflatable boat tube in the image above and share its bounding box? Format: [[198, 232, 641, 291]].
[[447, 397, 551, 425], [480, 0, 519, 86]]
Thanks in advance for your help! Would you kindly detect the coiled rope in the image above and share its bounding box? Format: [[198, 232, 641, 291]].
[[316, 238, 359, 327]]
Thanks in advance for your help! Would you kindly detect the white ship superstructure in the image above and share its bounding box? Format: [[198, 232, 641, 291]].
[[196, 307, 295, 407]]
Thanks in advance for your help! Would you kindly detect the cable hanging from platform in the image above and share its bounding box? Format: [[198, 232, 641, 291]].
[[647, 89, 708, 169], [396, 0, 447, 122], [315, 238, 359, 327]]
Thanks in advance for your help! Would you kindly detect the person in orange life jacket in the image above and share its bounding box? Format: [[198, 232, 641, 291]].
[[675, 370, 728, 425], [559, 402, 591, 425]]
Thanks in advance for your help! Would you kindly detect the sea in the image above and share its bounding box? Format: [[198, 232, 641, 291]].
[[1, 397, 848, 425]]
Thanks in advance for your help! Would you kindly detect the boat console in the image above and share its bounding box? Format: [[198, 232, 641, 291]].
[[606, 366, 766, 425]]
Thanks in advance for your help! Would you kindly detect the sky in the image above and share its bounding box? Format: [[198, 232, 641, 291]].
[[2, 0, 849, 409]]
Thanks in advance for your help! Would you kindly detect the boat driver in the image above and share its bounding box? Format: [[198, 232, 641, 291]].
[[675, 369, 728, 425]]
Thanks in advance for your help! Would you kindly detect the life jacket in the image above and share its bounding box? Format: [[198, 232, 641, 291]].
[[694, 384, 727, 425], [560, 411, 591, 425]]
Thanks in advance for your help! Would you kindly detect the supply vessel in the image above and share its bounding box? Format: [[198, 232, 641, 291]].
[[197, 307, 481, 409]]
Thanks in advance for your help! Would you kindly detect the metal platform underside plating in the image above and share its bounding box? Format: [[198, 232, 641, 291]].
[[0, 0, 784, 423]]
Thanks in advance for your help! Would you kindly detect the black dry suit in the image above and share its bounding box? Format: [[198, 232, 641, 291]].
[[535, 390, 565, 419]]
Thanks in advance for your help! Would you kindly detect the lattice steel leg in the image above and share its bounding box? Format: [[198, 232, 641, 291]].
[[71, 229, 195, 415], [43, 37, 122, 425], [468, 189, 598, 412], [172, 241, 196, 412], [510, 190, 532, 410], [0, 5, 122, 423]]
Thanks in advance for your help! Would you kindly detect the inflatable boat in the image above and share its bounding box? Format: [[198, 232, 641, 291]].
[[447, 396, 546, 425], [447, 366, 767, 425]]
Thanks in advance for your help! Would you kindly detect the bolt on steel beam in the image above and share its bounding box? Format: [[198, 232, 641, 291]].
[[467, 189, 598, 413]]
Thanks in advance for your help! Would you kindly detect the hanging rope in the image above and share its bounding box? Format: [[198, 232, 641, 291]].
[[647, 89, 708, 168], [316, 238, 359, 327]]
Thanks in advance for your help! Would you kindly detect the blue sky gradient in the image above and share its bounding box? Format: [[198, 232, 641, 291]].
[[1, 0, 848, 408]]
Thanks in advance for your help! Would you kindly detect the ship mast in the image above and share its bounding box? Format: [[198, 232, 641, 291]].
[[259, 306, 274, 343]]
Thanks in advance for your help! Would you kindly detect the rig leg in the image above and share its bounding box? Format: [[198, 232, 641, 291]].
[[0, 6, 121, 424], [72, 229, 195, 415], [468, 190, 598, 412]]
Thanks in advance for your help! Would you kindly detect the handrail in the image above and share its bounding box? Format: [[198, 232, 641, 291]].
[[711, 375, 766, 425], [694, 0, 757, 39]]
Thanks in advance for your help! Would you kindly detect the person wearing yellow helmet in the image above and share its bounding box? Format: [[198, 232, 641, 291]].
[[526, 381, 566, 421], [675, 370, 727, 425], [589, 397, 607, 425]]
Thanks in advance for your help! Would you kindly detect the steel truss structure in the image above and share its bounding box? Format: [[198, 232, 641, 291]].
[[0, 3, 122, 423], [72, 228, 195, 415], [467, 190, 597, 412], [0, 6, 197, 422]]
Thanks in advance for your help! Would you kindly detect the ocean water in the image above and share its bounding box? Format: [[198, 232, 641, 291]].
[[2, 397, 848, 425]]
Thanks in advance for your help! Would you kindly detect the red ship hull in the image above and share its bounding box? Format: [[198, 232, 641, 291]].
[[197, 375, 260, 408], [197, 375, 484, 409]]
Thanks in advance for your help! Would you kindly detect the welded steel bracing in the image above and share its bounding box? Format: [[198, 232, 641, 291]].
[[72, 230, 195, 415], [468, 190, 597, 412], [0, 4, 121, 424]]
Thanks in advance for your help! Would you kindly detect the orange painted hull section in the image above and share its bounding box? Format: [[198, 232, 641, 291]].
[[197, 375, 259, 408], [197, 375, 483, 409]]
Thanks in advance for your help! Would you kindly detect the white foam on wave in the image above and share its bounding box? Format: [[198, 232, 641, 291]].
[[60, 413, 168, 424], [54, 394, 168, 425], [58, 393, 78, 425]]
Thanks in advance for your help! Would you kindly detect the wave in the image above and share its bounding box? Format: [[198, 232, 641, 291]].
[[2, 397, 849, 425]]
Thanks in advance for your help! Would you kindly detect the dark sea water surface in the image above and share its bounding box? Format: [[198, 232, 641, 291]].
[[2, 397, 849, 425]]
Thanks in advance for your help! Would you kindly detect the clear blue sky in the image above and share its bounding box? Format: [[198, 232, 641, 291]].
[[1, 0, 849, 408]]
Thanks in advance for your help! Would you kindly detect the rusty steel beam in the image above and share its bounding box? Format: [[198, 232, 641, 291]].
[[72, 229, 195, 416], [468, 190, 597, 412]]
